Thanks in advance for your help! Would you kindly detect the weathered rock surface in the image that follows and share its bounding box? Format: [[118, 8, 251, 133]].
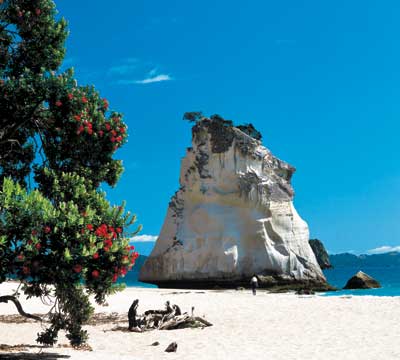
[[309, 239, 332, 269], [139, 117, 327, 289], [343, 271, 381, 289]]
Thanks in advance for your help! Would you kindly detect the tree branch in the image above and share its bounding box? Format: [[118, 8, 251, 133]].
[[0, 295, 42, 321]]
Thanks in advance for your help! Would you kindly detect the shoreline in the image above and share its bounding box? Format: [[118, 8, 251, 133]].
[[1, 282, 400, 359]]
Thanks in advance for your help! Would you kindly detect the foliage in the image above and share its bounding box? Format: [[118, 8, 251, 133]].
[[184, 112, 262, 141], [183, 111, 204, 123], [0, 0, 139, 346], [236, 123, 262, 140]]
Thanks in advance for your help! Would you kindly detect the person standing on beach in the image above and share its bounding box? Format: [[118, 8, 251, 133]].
[[250, 275, 258, 295]]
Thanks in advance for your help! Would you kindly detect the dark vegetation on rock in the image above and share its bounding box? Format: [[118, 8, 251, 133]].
[[309, 239, 332, 269], [184, 111, 262, 154]]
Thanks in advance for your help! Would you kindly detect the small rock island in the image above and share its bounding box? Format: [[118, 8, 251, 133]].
[[139, 114, 329, 290], [344, 271, 381, 289]]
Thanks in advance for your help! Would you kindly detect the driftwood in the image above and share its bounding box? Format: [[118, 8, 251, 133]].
[[125, 299, 212, 332], [0, 295, 42, 322]]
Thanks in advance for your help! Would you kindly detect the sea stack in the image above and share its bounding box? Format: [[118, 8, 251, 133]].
[[139, 115, 327, 288]]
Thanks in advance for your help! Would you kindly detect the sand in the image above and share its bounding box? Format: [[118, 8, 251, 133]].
[[1, 281, 400, 360]]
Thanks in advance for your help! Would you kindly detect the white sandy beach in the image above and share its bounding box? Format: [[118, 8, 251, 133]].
[[1, 281, 400, 360]]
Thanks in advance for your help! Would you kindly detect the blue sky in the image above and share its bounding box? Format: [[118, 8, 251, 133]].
[[57, 0, 400, 255]]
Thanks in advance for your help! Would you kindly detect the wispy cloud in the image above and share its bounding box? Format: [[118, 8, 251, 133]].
[[367, 246, 400, 255], [134, 74, 172, 84], [130, 234, 158, 242], [109, 59, 173, 85]]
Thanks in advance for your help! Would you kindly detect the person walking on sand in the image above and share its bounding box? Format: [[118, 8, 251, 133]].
[[250, 274, 258, 295]]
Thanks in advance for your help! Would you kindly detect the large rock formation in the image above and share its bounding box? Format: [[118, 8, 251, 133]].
[[139, 117, 327, 289], [309, 239, 332, 269]]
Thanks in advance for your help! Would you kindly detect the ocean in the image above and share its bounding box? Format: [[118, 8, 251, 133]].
[[122, 266, 400, 296], [323, 266, 400, 297]]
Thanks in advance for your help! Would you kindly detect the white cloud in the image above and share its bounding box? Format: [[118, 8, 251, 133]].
[[130, 234, 158, 242], [134, 74, 172, 84], [367, 246, 400, 255]]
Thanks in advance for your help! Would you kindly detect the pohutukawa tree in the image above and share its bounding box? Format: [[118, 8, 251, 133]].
[[0, 0, 140, 346]]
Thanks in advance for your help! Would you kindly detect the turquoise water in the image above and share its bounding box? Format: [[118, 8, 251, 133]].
[[323, 266, 400, 296], [119, 271, 157, 288], [120, 266, 400, 296]]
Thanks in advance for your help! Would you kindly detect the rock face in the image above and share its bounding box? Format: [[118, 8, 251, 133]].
[[139, 117, 327, 288], [343, 271, 381, 289], [309, 239, 332, 269]]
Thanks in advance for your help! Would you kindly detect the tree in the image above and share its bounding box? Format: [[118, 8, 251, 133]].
[[0, 0, 140, 346], [236, 123, 262, 141], [182, 111, 204, 123]]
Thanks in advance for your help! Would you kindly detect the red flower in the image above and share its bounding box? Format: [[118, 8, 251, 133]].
[[111, 130, 117, 137], [93, 252, 99, 259], [116, 227, 122, 233], [98, 130, 104, 137], [81, 228, 85, 234], [35, 243, 41, 250], [122, 255, 128, 261], [119, 127, 125, 133], [55, 100, 62, 107], [73, 264, 82, 273], [77, 125, 84, 134], [82, 96, 88, 103], [31, 229, 38, 236], [105, 123, 111, 131], [119, 267, 128, 276], [112, 273, 118, 283], [44, 226, 51, 234], [74, 115, 81, 121], [86, 224, 93, 231], [110, 137, 116, 143], [130, 245, 135, 251], [87, 127, 93, 135], [133, 252, 139, 259], [130, 257, 136, 264], [27, 240, 33, 245], [104, 239, 112, 247], [104, 246, 110, 252], [92, 270, 100, 278], [116, 136, 122, 142], [35, 8, 41, 15], [17, 254, 24, 261]]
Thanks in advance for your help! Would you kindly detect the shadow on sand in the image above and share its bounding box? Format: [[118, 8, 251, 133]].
[[0, 353, 70, 360]]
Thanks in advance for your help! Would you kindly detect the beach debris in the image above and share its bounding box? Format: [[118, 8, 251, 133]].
[[165, 342, 178, 353], [343, 271, 381, 289], [123, 299, 212, 332], [151, 341, 160, 346]]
